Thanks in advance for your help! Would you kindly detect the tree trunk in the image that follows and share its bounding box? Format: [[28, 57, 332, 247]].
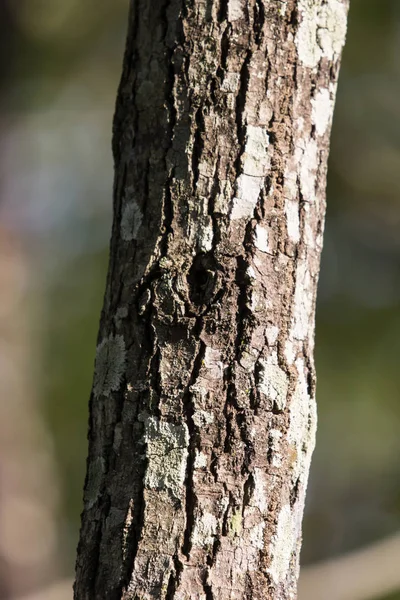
[[74, 1, 348, 599]]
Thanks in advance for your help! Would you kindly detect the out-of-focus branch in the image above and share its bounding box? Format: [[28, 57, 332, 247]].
[[299, 531, 400, 600], [0, 230, 61, 596], [12, 531, 400, 600], [14, 579, 72, 600]]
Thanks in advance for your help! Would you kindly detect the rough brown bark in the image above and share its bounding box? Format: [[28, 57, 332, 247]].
[[74, 1, 348, 599]]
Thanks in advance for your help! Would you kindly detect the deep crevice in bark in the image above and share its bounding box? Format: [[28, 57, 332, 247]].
[[192, 106, 206, 193], [182, 336, 206, 559], [253, 0, 265, 46]]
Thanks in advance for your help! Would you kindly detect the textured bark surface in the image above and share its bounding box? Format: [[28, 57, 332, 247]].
[[74, 1, 348, 599]]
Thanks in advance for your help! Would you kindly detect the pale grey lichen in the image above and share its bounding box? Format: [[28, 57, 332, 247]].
[[192, 511, 218, 547], [228, 509, 242, 538], [143, 417, 189, 499], [291, 260, 314, 341], [203, 347, 224, 379], [296, 0, 348, 69], [311, 88, 333, 136], [194, 450, 208, 469], [299, 138, 318, 199], [93, 334, 126, 398], [268, 504, 297, 583], [192, 410, 214, 428], [268, 429, 283, 468], [121, 200, 143, 241], [231, 125, 270, 220], [254, 224, 270, 253], [196, 218, 214, 253], [221, 72, 240, 93], [287, 359, 317, 480], [114, 306, 128, 328], [265, 324, 279, 347], [251, 468, 269, 513], [249, 521, 265, 550], [257, 362, 289, 411], [84, 456, 105, 508], [285, 198, 301, 244], [318, 1, 348, 61]]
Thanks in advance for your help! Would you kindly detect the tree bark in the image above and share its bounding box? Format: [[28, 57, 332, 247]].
[[74, 1, 349, 599]]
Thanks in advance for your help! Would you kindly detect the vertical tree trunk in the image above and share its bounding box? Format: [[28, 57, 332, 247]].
[[74, 1, 348, 599]]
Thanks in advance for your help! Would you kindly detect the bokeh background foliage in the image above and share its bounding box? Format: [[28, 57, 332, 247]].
[[0, 1, 399, 598]]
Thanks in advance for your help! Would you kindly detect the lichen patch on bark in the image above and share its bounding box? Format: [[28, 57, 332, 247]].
[[142, 416, 189, 499], [93, 334, 126, 398]]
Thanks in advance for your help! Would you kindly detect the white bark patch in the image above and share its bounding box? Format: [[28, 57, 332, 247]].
[[292, 260, 314, 341], [251, 468, 269, 513], [93, 334, 126, 398], [232, 126, 270, 220], [268, 504, 297, 584], [265, 324, 279, 346], [303, 205, 317, 250], [284, 156, 299, 201], [240, 350, 257, 372], [228, 509, 242, 537], [121, 200, 143, 241], [204, 347, 224, 379], [296, 0, 347, 69], [247, 265, 256, 279], [228, 0, 245, 21], [242, 126, 270, 176], [192, 410, 214, 428], [143, 417, 189, 499], [194, 451, 207, 469], [254, 224, 270, 253], [285, 199, 300, 243], [221, 72, 240, 92], [318, 1, 348, 61], [279, 1, 288, 17], [300, 139, 319, 200], [192, 511, 218, 547], [284, 340, 296, 365], [311, 88, 333, 136], [288, 359, 317, 481], [197, 219, 214, 253], [257, 362, 289, 411], [250, 291, 259, 312], [232, 174, 263, 219], [296, 1, 321, 68], [250, 521, 265, 550], [269, 429, 283, 468]]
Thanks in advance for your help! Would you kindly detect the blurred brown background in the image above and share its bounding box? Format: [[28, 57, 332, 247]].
[[0, 1, 399, 599]]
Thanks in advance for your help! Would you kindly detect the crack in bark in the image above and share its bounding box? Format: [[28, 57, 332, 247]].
[[218, 0, 229, 23], [192, 106, 206, 193], [208, 155, 222, 250], [202, 573, 215, 600], [220, 22, 231, 71], [253, 0, 265, 46], [235, 48, 252, 154], [182, 335, 206, 559]]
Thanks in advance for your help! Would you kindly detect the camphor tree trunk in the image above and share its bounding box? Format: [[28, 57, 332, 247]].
[[74, 1, 348, 598]]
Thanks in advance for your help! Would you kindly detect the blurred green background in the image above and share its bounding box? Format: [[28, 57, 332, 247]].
[[0, 1, 399, 599]]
